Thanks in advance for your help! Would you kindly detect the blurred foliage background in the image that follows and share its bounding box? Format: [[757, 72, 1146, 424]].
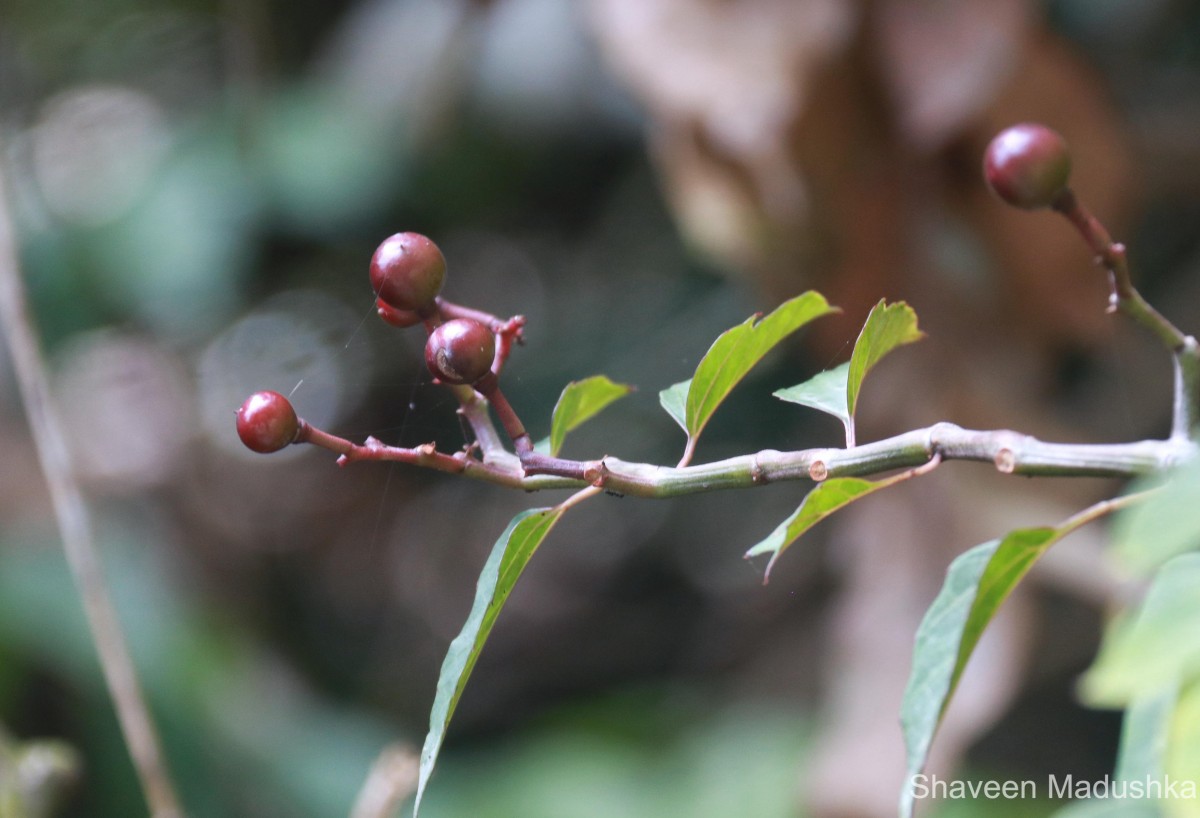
[[1, 0, 1199, 816]]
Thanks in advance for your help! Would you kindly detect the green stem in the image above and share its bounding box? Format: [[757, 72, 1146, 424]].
[[1172, 337, 1200, 441], [295, 420, 1195, 499], [1052, 189, 1199, 440]]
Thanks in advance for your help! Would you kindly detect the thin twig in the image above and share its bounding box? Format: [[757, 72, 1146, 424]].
[[0, 153, 185, 817], [1053, 189, 1200, 440]]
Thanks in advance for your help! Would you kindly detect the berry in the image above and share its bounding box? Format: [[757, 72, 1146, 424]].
[[236, 391, 300, 453], [376, 297, 423, 328], [983, 123, 1072, 210], [370, 232, 446, 313], [425, 319, 495, 385]]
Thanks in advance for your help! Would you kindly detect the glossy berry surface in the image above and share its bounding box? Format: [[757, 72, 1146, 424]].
[[370, 232, 446, 313], [376, 297, 423, 328], [983, 123, 1072, 210], [425, 319, 495, 385], [236, 391, 300, 453]]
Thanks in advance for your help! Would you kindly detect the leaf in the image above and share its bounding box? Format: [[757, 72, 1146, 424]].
[[682, 292, 836, 445], [745, 474, 901, 581], [1049, 798, 1164, 818], [1045, 687, 1177, 818], [548, 376, 634, 457], [1113, 458, 1200, 575], [414, 507, 565, 815], [900, 525, 1066, 818], [1115, 684, 1178, 784], [1167, 681, 1200, 814], [1080, 553, 1200, 708], [773, 362, 851, 440], [846, 300, 923, 420], [659, 379, 689, 433]]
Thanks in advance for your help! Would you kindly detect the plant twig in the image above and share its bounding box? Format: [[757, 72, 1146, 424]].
[[0, 155, 185, 816], [1053, 189, 1200, 440], [294, 419, 1194, 498]]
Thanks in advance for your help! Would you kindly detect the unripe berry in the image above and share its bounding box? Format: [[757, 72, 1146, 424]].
[[370, 232, 446, 313], [425, 318, 495, 385], [376, 297, 423, 328], [236, 391, 300, 453], [983, 123, 1072, 210]]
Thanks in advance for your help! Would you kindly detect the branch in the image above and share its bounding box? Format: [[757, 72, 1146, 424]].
[[295, 421, 1195, 498], [1053, 190, 1200, 440], [0, 151, 185, 816]]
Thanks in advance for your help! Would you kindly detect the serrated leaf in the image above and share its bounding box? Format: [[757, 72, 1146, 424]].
[[1080, 553, 1200, 708], [900, 525, 1065, 818], [414, 507, 564, 815], [774, 362, 851, 439], [548, 375, 634, 457], [659, 379, 689, 432], [846, 300, 923, 421], [683, 292, 836, 445], [745, 475, 899, 581], [1113, 458, 1200, 575]]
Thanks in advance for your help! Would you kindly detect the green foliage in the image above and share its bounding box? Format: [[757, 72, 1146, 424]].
[[547, 376, 634, 457], [658, 379, 689, 434], [775, 299, 922, 445], [744, 475, 903, 580], [1115, 686, 1177, 784], [1045, 687, 1176, 817], [900, 526, 1070, 818], [1080, 554, 1200, 708], [420, 695, 811, 818], [1112, 458, 1200, 574], [415, 507, 566, 816], [846, 300, 924, 425], [658, 292, 836, 456], [0, 523, 397, 817], [774, 362, 851, 433], [1169, 683, 1200, 812]]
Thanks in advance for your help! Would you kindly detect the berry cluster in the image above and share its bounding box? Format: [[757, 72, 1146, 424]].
[[237, 232, 538, 466]]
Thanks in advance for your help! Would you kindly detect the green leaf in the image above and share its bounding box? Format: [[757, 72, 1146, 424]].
[[1045, 688, 1176, 818], [774, 362, 851, 440], [1113, 458, 1200, 574], [1115, 685, 1178, 784], [548, 376, 634, 457], [414, 507, 565, 815], [846, 300, 923, 420], [900, 526, 1066, 818], [683, 292, 836, 444], [659, 379, 689, 433], [745, 475, 900, 581], [1049, 798, 1163, 818], [1167, 681, 1200, 809], [1080, 553, 1200, 708]]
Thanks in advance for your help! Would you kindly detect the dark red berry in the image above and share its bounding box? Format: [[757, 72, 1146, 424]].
[[983, 123, 1072, 210], [376, 297, 423, 328], [370, 232, 446, 313], [236, 391, 300, 453], [425, 319, 495, 386]]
